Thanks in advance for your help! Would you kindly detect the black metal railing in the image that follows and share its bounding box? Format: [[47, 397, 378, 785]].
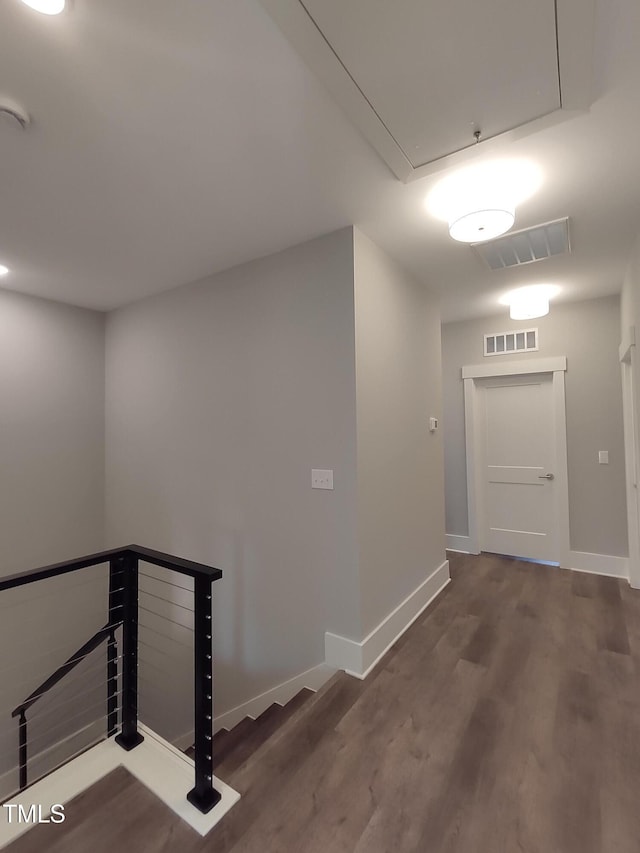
[[0, 545, 222, 814]]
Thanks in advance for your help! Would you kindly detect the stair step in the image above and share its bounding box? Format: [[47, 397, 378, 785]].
[[215, 687, 314, 777], [204, 673, 357, 850], [213, 726, 232, 751], [212, 716, 255, 768]]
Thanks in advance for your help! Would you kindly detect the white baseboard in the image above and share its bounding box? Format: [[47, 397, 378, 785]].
[[0, 725, 240, 849], [446, 534, 475, 553], [565, 550, 629, 580], [325, 560, 451, 680], [213, 663, 335, 733]]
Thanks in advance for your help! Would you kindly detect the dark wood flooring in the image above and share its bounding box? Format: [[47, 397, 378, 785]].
[[7, 552, 640, 853]]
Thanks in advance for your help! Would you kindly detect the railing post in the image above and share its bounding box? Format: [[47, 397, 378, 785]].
[[187, 575, 221, 814], [115, 551, 143, 751], [18, 711, 27, 791], [106, 626, 119, 738], [107, 558, 123, 738]]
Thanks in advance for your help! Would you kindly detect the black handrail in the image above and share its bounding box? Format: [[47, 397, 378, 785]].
[[2, 545, 222, 813], [11, 623, 116, 719], [0, 544, 222, 592]]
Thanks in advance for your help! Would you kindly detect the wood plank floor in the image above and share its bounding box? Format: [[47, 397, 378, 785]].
[[7, 552, 640, 853]]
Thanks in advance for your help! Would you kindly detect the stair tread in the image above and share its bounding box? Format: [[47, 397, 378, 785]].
[[215, 687, 315, 777], [213, 727, 232, 750], [227, 674, 348, 788], [212, 716, 255, 767], [207, 673, 360, 850]]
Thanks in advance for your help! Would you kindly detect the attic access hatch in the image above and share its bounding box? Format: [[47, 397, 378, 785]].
[[258, 0, 595, 182]]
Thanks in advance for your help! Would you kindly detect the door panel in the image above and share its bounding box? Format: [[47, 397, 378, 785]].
[[480, 374, 557, 561]]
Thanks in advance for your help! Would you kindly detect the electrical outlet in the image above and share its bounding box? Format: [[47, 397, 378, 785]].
[[312, 469, 334, 490]]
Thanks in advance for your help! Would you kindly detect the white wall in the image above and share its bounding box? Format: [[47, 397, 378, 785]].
[[105, 229, 361, 719], [442, 295, 628, 558], [353, 231, 446, 635]]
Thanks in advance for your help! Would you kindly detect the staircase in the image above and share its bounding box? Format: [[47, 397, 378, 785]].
[[187, 687, 315, 779]]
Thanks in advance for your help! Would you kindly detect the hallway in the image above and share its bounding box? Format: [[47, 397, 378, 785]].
[[8, 552, 640, 852]]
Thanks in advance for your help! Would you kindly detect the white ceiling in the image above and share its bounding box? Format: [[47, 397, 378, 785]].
[[300, 0, 561, 169], [0, 0, 639, 321]]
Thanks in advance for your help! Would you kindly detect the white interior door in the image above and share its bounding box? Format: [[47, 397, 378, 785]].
[[478, 373, 558, 561]]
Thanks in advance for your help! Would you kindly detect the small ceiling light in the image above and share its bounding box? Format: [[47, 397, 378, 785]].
[[0, 265, 9, 276], [499, 285, 560, 320], [426, 158, 542, 243], [19, 0, 65, 14]]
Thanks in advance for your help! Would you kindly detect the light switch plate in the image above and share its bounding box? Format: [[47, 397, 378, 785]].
[[312, 469, 334, 490], [598, 450, 609, 464]]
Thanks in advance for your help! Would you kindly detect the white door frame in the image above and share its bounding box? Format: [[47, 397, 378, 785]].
[[619, 327, 640, 589], [462, 356, 570, 565]]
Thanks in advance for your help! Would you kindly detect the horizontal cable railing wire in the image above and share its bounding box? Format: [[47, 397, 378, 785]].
[[0, 545, 221, 813], [136, 565, 195, 753]]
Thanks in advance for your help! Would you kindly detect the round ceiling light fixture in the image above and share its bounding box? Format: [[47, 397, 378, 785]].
[[0, 265, 9, 277], [448, 207, 515, 243], [19, 0, 65, 14], [499, 284, 560, 320], [425, 158, 542, 244]]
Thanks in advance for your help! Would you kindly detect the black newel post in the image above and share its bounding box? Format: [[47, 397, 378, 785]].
[[107, 558, 123, 738], [18, 711, 27, 790], [187, 574, 221, 814], [115, 551, 144, 751]]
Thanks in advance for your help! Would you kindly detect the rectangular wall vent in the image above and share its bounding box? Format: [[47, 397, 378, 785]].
[[474, 218, 570, 270], [484, 328, 538, 357]]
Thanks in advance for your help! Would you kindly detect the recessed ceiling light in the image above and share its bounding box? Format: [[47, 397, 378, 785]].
[[0, 265, 9, 276], [19, 0, 65, 14], [499, 284, 560, 320], [426, 159, 542, 243]]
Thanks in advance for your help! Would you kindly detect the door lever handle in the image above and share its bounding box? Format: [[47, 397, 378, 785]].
[[538, 473, 554, 480]]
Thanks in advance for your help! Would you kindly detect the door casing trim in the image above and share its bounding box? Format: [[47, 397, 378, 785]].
[[619, 327, 640, 588]]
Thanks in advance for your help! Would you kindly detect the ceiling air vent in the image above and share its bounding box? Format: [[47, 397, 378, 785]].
[[473, 218, 570, 270]]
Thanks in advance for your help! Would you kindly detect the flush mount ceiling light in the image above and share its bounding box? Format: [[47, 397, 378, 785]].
[[426, 158, 542, 243], [19, 0, 65, 13], [499, 284, 560, 320], [0, 265, 9, 276], [449, 208, 515, 243]]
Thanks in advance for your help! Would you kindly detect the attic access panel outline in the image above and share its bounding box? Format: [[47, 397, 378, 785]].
[[258, 0, 595, 182]]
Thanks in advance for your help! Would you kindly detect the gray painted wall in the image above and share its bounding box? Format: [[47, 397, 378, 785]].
[[0, 289, 105, 574], [354, 231, 446, 635], [105, 229, 361, 719], [0, 228, 448, 764], [0, 289, 105, 797], [442, 295, 628, 558]]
